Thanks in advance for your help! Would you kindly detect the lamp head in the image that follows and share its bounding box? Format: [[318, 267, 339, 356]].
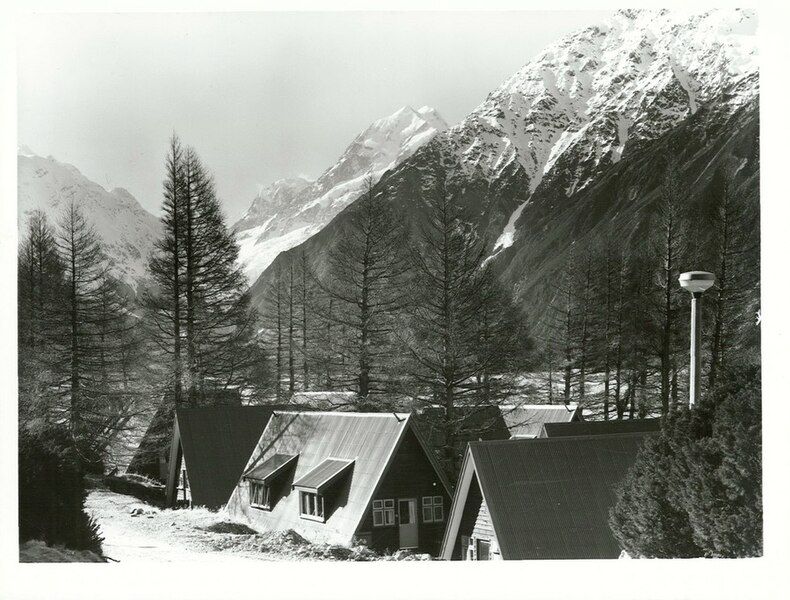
[[678, 271, 715, 294]]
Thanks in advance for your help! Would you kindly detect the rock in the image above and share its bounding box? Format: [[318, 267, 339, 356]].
[[327, 545, 352, 560]]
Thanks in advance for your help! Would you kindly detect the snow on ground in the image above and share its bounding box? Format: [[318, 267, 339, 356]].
[[85, 490, 261, 562], [86, 490, 429, 562]]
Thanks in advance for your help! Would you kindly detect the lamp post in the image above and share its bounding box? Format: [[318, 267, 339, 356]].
[[678, 271, 715, 407]]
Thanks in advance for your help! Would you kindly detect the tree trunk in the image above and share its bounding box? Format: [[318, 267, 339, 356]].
[[288, 266, 295, 395]]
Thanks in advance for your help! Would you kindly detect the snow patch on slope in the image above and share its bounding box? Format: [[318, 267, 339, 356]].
[[467, 8, 757, 256], [235, 106, 449, 282], [17, 149, 161, 286]]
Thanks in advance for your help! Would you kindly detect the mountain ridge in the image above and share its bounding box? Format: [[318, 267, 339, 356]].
[[233, 104, 449, 281], [17, 148, 161, 286], [250, 8, 758, 317]]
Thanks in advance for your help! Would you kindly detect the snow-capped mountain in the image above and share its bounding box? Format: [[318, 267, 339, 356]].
[[437, 8, 758, 255], [234, 105, 448, 281], [17, 146, 161, 286], [251, 8, 758, 315]]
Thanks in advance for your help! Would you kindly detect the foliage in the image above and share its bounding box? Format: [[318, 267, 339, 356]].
[[145, 135, 265, 404], [402, 163, 533, 474], [18, 211, 65, 427], [18, 206, 146, 466], [18, 424, 104, 554], [320, 177, 410, 398], [609, 364, 761, 557]]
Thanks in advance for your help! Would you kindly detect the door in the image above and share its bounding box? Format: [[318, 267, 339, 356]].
[[476, 538, 491, 560], [398, 498, 418, 549]]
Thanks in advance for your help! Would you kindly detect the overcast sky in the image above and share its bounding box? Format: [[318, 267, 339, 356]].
[[18, 11, 610, 221]]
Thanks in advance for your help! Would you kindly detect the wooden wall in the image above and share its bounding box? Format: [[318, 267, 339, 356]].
[[355, 427, 452, 556], [452, 474, 501, 560]]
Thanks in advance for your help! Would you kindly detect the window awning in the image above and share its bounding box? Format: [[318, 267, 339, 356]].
[[292, 458, 354, 494], [243, 453, 298, 484]]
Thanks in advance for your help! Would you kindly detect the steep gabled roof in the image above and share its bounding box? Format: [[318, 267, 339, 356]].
[[415, 403, 580, 452], [442, 432, 652, 560], [541, 418, 661, 438], [229, 411, 450, 544], [175, 405, 279, 508], [501, 404, 580, 438]]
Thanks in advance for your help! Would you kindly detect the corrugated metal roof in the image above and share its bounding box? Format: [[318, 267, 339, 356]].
[[244, 453, 298, 483], [227, 412, 414, 545], [501, 404, 580, 438], [469, 433, 652, 559], [415, 403, 580, 452], [293, 458, 355, 493], [176, 406, 278, 509], [541, 418, 661, 438]]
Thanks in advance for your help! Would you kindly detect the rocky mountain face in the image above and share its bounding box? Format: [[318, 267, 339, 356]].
[[251, 8, 758, 317], [17, 146, 161, 287], [234, 105, 448, 282]]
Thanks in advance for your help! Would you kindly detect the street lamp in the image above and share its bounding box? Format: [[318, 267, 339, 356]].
[[678, 271, 715, 407]]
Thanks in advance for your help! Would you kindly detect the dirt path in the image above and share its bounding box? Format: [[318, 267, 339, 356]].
[[85, 489, 278, 563], [85, 489, 423, 562]]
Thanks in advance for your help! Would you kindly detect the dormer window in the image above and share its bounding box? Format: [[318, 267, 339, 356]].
[[243, 453, 298, 511], [299, 491, 325, 521], [250, 481, 271, 509], [292, 457, 355, 523]]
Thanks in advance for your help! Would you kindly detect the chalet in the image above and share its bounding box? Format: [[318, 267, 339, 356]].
[[127, 402, 175, 482], [415, 403, 581, 470], [227, 411, 453, 555], [128, 388, 242, 483], [164, 405, 284, 508], [501, 403, 581, 438], [540, 417, 661, 438], [440, 432, 654, 560]]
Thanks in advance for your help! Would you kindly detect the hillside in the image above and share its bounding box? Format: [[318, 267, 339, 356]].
[[250, 8, 758, 320], [17, 146, 160, 286], [233, 105, 448, 282]]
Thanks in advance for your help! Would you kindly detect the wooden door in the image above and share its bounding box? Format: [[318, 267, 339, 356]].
[[476, 539, 491, 560], [398, 498, 418, 549]]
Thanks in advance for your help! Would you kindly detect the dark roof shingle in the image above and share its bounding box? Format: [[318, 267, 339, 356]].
[[541, 418, 661, 438], [469, 432, 652, 559], [292, 458, 355, 493], [244, 453, 298, 483], [177, 406, 279, 508]]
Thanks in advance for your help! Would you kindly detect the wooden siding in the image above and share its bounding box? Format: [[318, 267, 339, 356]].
[[453, 473, 482, 560], [472, 500, 494, 541], [356, 427, 452, 556], [471, 500, 501, 559]]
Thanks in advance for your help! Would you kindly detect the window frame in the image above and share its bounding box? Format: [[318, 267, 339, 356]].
[[372, 499, 396, 527], [299, 490, 326, 522], [476, 538, 491, 561], [249, 480, 272, 510], [421, 495, 444, 523]]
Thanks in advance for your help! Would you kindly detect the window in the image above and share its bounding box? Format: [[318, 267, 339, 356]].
[[249, 481, 271, 509], [476, 538, 491, 560], [178, 469, 191, 503], [299, 491, 325, 521], [461, 535, 472, 560], [372, 499, 395, 527], [422, 496, 444, 523]]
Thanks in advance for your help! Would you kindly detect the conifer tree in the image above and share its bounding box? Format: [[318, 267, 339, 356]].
[[18, 211, 65, 425], [146, 136, 263, 405], [53, 202, 140, 453], [650, 157, 688, 415], [320, 177, 410, 399], [404, 169, 532, 474]]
